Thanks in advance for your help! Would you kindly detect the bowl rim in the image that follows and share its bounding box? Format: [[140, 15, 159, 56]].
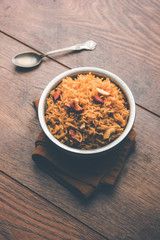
[[38, 67, 136, 155]]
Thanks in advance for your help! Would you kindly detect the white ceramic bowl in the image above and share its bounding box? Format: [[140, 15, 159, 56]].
[[38, 67, 136, 156]]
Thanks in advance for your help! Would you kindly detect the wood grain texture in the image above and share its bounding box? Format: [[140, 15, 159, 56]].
[[1, 0, 160, 115], [0, 172, 107, 240], [0, 34, 160, 240]]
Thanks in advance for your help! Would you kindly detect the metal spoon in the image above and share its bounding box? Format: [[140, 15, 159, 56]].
[[12, 40, 97, 68]]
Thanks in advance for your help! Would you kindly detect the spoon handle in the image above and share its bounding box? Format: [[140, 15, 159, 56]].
[[44, 40, 96, 57]]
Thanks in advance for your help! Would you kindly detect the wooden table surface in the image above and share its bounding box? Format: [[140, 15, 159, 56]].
[[0, 0, 160, 239]]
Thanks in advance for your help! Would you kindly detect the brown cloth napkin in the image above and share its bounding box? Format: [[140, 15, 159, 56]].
[[32, 99, 136, 198]]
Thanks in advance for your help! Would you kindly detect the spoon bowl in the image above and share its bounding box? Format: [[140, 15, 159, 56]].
[[12, 52, 43, 68], [12, 40, 97, 68]]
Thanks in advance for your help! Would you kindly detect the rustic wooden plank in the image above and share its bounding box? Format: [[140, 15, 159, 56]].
[[1, 0, 160, 115], [2, 105, 159, 240], [0, 34, 160, 240], [0, 172, 107, 240], [0, 32, 68, 148]]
